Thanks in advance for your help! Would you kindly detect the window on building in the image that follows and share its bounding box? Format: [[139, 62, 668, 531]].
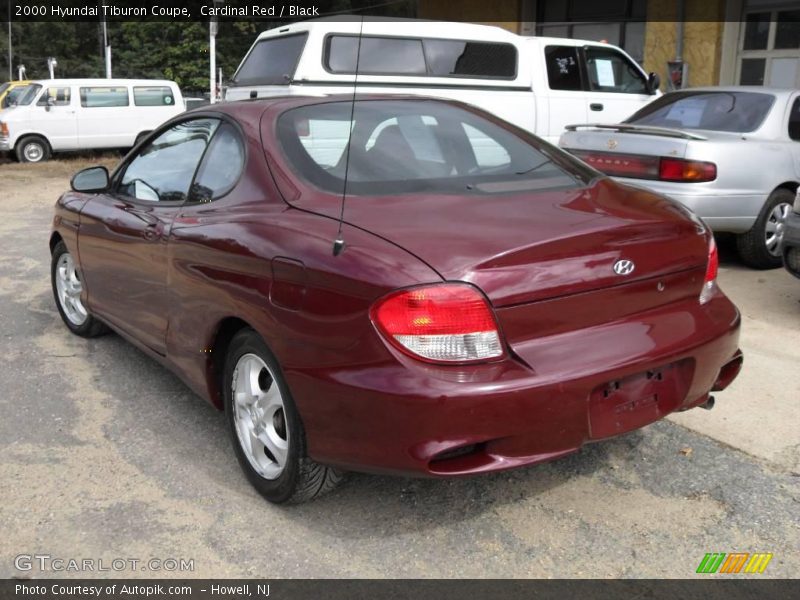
[[536, 0, 647, 63], [738, 10, 800, 88]]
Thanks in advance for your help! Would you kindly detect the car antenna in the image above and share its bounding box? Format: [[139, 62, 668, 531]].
[[333, 15, 365, 257]]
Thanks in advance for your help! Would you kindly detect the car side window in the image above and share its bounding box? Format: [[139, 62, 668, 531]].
[[118, 119, 220, 203], [789, 98, 800, 141], [189, 123, 245, 203], [585, 47, 648, 94], [36, 87, 71, 106], [545, 46, 583, 91]]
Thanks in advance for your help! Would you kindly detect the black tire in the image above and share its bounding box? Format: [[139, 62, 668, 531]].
[[223, 329, 344, 504], [50, 241, 108, 337], [16, 135, 51, 163], [736, 188, 794, 269]]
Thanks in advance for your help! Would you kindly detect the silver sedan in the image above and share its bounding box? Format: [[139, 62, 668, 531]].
[[560, 86, 800, 269]]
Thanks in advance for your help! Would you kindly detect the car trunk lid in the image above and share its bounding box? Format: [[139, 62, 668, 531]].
[[332, 177, 708, 308]]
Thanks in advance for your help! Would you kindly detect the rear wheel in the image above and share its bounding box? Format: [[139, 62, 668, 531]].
[[223, 329, 344, 503], [736, 188, 793, 269], [51, 241, 108, 337], [16, 135, 50, 163]]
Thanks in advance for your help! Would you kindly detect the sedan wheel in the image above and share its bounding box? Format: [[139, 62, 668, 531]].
[[764, 202, 791, 257], [737, 188, 795, 269], [50, 241, 108, 337], [223, 329, 344, 503]]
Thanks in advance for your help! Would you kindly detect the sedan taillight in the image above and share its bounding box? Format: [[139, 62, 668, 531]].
[[699, 237, 719, 304], [659, 158, 717, 182], [370, 283, 504, 364]]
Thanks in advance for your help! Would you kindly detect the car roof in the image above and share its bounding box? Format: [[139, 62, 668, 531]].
[[27, 78, 178, 86], [207, 93, 459, 116]]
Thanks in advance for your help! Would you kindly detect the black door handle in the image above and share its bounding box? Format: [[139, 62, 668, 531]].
[[590, 103, 604, 111]]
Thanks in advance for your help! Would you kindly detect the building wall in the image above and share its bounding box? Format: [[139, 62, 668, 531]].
[[418, 0, 520, 33], [638, 0, 727, 88]]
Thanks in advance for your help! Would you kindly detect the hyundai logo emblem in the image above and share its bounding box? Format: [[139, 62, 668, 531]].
[[613, 259, 635, 275]]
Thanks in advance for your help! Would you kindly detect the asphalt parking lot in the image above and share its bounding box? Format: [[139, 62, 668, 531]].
[[1, 156, 798, 579]]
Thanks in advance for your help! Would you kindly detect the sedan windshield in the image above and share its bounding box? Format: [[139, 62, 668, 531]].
[[625, 91, 775, 133], [278, 100, 593, 195]]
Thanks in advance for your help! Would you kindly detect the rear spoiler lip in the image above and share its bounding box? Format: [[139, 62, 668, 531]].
[[563, 123, 708, 141]]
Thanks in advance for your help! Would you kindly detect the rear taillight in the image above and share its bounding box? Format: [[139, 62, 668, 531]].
[[0, 121, 8, 137], [370, 283, 504, 364], [699, 237, 718, 304], [659, 158, 716, 182], [568, 150, 716, 183]]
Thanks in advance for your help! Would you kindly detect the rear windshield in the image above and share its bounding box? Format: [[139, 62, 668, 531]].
[[626, 91, 775, 133], [232, 33, 308, 86], [277, 100, 592, 196]]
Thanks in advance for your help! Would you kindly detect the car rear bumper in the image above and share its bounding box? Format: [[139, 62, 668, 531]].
[[782, 211, 800, 279], [618, 179, 766, 233], [289, 290, 742, 477], [0, 136, 10, 152]]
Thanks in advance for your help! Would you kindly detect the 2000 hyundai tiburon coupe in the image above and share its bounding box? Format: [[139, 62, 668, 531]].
[[50, 96, 743, 503]]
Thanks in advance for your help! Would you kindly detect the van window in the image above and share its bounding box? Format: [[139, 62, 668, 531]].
[[423, 40, 516, 78], [37, 87, 71, 106], [134, 86, 175, 107], [585, 47, 647, 94], [80, 87, 129, 107], [190, 123, 245, 202], [233, 33, 308, 85], [545, 46, 583, 91], [4, 84, 40, 107], [327, 36, 426, 75]]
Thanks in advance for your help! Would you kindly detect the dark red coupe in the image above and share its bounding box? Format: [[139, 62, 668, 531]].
[[50, 96, 743, 503]]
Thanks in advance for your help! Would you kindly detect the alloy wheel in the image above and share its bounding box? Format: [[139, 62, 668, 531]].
[[765, 202, 791, 257], [55, 253, 88, 326], [231, 353, 289, 480]]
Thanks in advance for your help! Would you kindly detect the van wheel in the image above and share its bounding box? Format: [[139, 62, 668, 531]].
[[736, 188, 793, 269], [16, 135, 51, 163]]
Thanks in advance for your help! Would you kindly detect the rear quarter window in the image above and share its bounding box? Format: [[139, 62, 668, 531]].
[[134, 86, 175, 107]]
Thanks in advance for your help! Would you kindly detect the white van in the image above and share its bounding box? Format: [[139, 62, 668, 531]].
[[0, 78, 184, 162], [225, 18, 661, 143]]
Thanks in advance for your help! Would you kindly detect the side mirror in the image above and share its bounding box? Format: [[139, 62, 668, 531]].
[[71, 166, 109, 193], [647, 72, 661, 95], [44, 96, 56, 111]]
